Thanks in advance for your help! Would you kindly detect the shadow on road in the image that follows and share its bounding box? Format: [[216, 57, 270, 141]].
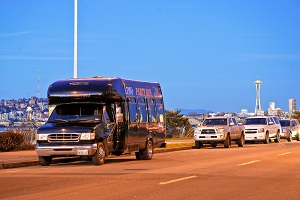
[[51, 155, 139, 167]]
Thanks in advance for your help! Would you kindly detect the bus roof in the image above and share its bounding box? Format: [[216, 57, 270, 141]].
[[47, 77, 162, 104]]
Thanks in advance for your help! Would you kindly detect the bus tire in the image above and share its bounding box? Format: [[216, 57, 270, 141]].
[[92, 142, 105, 165], [141, 140, 153, 160]]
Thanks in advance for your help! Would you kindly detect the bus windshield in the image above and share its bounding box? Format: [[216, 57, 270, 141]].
[[48, 103, 104, 122]]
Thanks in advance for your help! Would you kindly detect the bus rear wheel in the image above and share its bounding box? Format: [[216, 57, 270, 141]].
[[136, 140, 154, 160], [142, 140, 153, 160]]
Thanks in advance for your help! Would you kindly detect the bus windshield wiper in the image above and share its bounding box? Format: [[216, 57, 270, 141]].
[[68, 118, 98, 123], [49, 119, 69, 123]]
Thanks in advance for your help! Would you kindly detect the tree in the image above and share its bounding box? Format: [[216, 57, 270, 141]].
[[165, 110, 191, 138], [291, 110, 300, 122]]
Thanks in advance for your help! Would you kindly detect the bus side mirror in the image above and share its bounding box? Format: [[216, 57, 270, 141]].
[[116, 107, 123, 123]]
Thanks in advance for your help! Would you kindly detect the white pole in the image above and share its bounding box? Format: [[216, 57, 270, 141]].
[[74, 0, 78, 78]]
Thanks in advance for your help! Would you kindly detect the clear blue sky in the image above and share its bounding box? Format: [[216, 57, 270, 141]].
[[0, 0, 300, 113]]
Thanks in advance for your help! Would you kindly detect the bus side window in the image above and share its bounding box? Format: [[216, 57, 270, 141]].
[[128, 97, 138, 123], [155, 99, 164, 123], [138, 97, 147, 123], [147, 98, 157, 123]]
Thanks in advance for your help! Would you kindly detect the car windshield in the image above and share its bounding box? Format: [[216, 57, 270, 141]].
[[203, 119, 227, 125], [280, 120, 290, 127], [48, 103, 104, 122], [245, 118, 267, 125]]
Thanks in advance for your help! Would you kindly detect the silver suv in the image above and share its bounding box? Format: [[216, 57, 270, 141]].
[[280, 119, 300, 141], [291, 119, 300, 141], [194, 117, 245, 148], [244, 116, 281, 144]]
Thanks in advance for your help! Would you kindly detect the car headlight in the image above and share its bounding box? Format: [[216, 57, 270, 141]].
[[194, 129, 201, 135], [217, 128, 225, 133], [80, 133, 96, 140], [282, 129, 287, 133], [36, 133, 48, 141], [258, 128, 264, 132]]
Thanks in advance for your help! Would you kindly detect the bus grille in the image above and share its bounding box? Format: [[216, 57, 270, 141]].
[[48, 134, 80, 142]]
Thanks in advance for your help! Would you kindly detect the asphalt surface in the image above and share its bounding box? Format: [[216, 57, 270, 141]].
[[2, 141, 299, 200], [0, 139, 194, 169]]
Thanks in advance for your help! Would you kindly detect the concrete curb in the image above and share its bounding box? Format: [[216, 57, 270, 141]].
[[0, 145, 194, 170], [0, 157, 84, 170], [0, 161, 39, 169]]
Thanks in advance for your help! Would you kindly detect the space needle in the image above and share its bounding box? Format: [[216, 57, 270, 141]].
[[254, 79, 262, 114]]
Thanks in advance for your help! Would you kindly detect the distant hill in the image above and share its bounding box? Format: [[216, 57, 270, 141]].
[[173, 108, 213, 115]]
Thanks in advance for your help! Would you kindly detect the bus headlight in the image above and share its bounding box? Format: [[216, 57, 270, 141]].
[[36, 134, 48, 141], [80, 133, 96, 140]]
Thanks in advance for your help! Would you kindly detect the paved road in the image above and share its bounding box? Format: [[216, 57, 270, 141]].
[[0, 139, 194, 169], [0, 141, 299, 200]]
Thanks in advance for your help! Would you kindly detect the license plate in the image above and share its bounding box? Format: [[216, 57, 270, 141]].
[[205, 135, 211, 138], [77, 150, 88, 155]]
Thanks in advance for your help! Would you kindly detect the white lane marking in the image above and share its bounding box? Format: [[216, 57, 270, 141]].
[[237, 160, 261, 166], [278, 152, 291, 156], [159, 176, 197, 185]]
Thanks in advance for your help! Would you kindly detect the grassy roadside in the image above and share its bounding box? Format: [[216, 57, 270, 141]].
[[162, 138, 194, 148], [165, 142, 194, 148]]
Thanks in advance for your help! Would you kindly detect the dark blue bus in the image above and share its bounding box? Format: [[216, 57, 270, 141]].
[[36, 77, 166, 165]]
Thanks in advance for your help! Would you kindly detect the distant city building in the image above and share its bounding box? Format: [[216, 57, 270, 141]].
[[268, 108, 284, 117], [256, 110, 265, 116], [267, 101, 284, 117], [288, 98, 296, 114], [241, 109, 248, 114], [0, 97, 48, 127], [270, 102, 275, 110], [237, 109, 255, 119]]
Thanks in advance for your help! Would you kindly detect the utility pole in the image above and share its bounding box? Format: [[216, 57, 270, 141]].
[[74, 0, 78, 78]]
